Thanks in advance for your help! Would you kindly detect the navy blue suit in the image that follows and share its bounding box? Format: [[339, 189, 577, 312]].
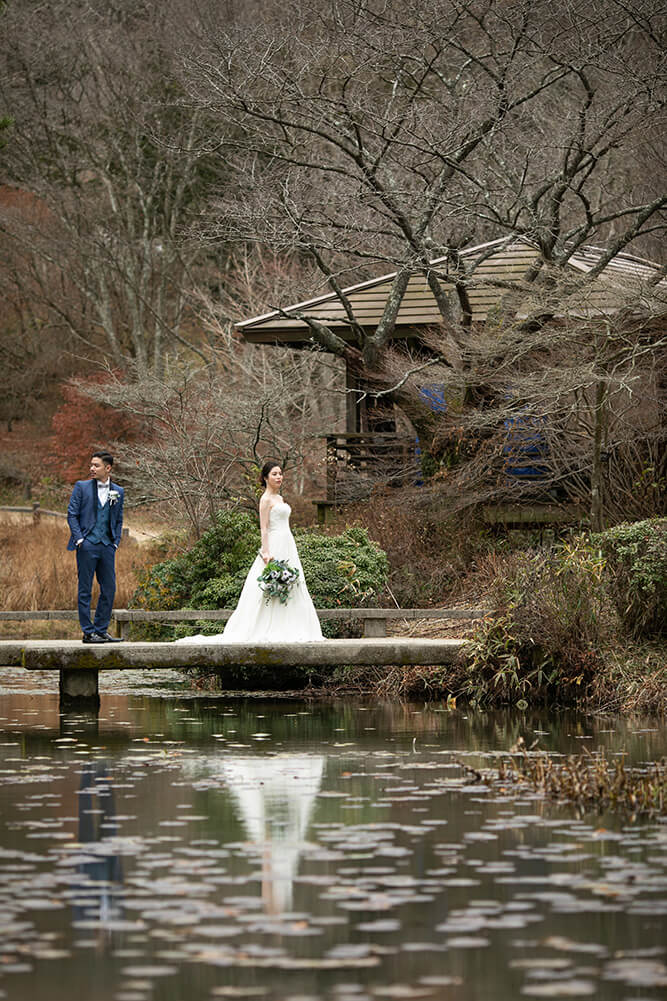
[[67, 479, 124, 636]]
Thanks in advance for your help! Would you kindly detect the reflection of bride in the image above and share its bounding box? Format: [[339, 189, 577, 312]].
[[222, 754, 325, 914], [175, 462, 323, 644]]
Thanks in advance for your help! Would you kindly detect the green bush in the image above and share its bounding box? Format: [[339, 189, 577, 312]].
[[131, 510, 388, 639], [465, 537, 607, 704], [593, 518, 667, 639], [295, 525, 388, 606]]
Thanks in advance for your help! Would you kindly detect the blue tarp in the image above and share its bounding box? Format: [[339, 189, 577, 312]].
[[503, 415, 549, 480]]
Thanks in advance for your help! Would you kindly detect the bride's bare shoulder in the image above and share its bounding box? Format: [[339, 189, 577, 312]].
[[259, 493, 282, 512]]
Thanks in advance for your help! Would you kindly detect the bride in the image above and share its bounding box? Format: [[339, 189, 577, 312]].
[[175, 462, 323, 644]]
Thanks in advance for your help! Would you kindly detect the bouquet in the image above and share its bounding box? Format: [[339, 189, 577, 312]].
[[257, 559, 300, 605]]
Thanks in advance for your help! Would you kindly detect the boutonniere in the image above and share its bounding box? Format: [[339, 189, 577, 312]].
[[109, 490, 120, 506]]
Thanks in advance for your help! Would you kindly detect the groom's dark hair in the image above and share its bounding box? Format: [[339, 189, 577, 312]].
[[92, 450, 114, 467]]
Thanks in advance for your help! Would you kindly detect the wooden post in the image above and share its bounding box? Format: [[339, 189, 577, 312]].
[[345, 363, 360, 434], [32, 501, 40, 524], [326, 436, 337, 502], [591, 376, 607, 533]]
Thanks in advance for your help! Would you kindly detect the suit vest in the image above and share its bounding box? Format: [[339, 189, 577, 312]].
[[87, 498, 113, 545]]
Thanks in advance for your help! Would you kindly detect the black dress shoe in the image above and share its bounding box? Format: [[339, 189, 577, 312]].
[[96, 631, 124, 642], [82, 632, 106, 644]]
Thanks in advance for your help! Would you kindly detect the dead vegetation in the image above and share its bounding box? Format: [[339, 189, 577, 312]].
[[0, 519, 163, 624], [497, 742, 666, 819]]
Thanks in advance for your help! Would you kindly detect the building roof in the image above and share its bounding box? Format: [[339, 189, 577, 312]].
[[236, 235, 666, 345]]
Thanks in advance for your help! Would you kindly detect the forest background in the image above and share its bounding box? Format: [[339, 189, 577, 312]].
[[0, 0, 664, 708]]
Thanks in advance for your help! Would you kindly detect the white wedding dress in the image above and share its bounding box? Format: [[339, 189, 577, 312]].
[[174, 501, 323, 644]]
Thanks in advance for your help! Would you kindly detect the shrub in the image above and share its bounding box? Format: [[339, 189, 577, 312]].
[[593, 518, 666, 639], [295, 525, 388, 606], [464, 536, 607, 704], [130, 510, 388, 639]]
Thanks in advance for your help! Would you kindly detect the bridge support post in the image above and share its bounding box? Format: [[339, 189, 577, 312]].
[[59, 668, 100, 709]]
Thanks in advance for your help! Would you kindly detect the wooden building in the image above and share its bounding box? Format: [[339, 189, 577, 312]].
[[236, 235, 666, 511]]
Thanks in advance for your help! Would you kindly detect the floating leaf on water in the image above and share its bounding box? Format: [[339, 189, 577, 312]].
[[121, 965, 178, 976], [510, 959, 573, 970], [542, 937, 609, 957], [211, 989, 269, 997], [520, 981, 596, 997], [603, 957, 667, 987], [419, 975, 463, 986], [370, 986, 434, 998], [446, 935, 491, 947]]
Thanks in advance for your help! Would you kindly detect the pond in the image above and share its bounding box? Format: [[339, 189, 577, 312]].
[[0, 667, 666, 1001]]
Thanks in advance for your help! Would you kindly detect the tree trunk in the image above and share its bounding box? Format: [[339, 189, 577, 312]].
[[591, 377, 607, 532]]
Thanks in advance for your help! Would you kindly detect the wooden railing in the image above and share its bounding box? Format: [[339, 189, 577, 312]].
[[311, 433, 417, 520], [0, 501, 67, 523], [0, 502, 131, 536]]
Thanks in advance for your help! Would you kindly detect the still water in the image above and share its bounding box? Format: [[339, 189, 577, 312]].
[[0, 667, 665, 1001]]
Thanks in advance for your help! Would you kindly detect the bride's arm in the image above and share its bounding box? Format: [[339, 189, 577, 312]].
[[259, 496, 272, 564]]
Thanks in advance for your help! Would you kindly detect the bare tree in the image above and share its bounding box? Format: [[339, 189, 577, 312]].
[[2, 0, 663, 527], [0, 188, 73, 432], [431, 276, 667, 527], [195, 244, 347, 492], [79, 320, 344, 536], [184, 0, 665, 426], [0, 0, 220, 375]]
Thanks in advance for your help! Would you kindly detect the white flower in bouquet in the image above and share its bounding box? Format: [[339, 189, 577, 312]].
[[257, 559, 300, 605]]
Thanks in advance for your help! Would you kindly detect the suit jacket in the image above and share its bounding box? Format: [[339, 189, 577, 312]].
[[66, 479, 124, 551]]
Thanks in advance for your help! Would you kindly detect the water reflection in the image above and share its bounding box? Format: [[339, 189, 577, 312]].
[[71, 761, 123, 946], [60, 710, 99, 740], [1, 681, 666, 1001], [223, 755, 324, 914]]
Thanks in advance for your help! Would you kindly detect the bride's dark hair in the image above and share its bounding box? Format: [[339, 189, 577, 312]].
[[259, 461, 281, 487]]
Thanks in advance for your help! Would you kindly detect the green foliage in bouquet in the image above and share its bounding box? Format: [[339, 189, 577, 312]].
[[130, 512, 388, 639], [257, 559, 300, 604]]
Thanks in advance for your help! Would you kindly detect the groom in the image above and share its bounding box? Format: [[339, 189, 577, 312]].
[[67, 451, 125, 644]]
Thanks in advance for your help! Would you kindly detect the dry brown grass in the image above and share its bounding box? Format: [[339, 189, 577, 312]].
[[590, 641, 667, 715], [0, 520, 160, 614], [325, 488, 488, 606]]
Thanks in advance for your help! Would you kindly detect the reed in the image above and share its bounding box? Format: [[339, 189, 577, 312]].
[[498, 741, 666, 819]]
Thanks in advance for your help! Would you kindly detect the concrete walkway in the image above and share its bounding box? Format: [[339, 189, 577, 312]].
[[0, 637, 465, 670]]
